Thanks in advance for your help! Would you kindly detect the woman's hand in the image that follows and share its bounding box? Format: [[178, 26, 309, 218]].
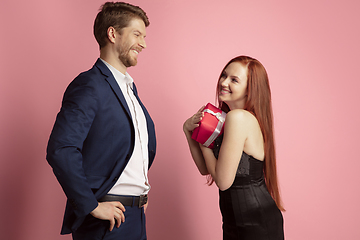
[[183, 106, 205, 133], [183, 105, 209, 175]]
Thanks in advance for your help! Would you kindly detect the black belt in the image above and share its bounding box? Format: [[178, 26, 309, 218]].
[[99, 194, 148, 208]]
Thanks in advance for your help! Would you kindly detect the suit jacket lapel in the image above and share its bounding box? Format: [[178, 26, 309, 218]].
[[94, 59, 132, 118], [133, 83, 154, 135], [132, 83, 148, 117], [132, 83, 139, 99], [95, 59, 155, 159]]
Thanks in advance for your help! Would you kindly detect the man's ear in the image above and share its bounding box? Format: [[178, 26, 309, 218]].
[[107, 27, 117, 44]]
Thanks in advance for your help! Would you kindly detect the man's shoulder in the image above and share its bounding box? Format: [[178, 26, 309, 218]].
[[71, 60, 108, 85], [78, 59, 106, 77], [63, 59, 116, 99]]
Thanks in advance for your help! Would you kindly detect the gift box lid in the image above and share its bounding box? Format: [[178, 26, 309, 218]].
[[191, 103, 226, 148]]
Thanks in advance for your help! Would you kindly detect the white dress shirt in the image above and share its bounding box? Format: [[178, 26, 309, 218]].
[[100, 59, 150, 196]]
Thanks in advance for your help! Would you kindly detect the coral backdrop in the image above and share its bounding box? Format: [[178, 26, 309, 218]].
[[1, 0, 359, 239]]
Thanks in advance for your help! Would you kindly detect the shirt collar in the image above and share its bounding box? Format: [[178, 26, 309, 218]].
[[100, 58, 134, 87]]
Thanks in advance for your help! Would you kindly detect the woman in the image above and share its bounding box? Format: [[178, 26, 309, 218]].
[[183, 56, 284, 240]]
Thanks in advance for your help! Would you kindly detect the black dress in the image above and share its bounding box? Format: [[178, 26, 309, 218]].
[[212, 135, 284, 240]]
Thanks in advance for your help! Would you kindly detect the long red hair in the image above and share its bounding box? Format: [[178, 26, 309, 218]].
[[214, 56, 284, 211]]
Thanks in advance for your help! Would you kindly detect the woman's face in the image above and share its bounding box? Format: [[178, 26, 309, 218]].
[[218, 62, 248, 110]]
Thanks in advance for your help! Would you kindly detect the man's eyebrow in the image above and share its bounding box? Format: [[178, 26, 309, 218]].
[[134, 29, 146, 37]]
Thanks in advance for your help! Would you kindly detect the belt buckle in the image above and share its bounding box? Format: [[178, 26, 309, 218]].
[[139, 194, 148, 208]]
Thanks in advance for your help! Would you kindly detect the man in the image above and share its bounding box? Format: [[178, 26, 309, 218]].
[[46, 2, 156, 240]]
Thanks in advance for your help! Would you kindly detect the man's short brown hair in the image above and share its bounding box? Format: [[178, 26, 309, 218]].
[[93, 2, 149, 48]]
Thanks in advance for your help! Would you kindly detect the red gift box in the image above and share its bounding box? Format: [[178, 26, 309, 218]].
[[191, 103, 226, 149]]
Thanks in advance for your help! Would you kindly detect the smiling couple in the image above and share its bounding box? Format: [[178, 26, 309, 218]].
[[47, 2, 284, 240]]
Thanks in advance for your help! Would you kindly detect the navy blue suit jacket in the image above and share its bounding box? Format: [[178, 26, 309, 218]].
[[46, 59, 156, 234]]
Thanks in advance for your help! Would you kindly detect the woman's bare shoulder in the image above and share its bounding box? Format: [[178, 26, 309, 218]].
[[226, 110, 264, 160], [226, 109, 257, 125]]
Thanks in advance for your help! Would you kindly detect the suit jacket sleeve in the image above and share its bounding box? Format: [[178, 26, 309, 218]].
[[46, 73, 100, 218]]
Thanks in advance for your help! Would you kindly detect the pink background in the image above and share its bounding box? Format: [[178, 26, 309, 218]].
[[1, 0, 359, 239]]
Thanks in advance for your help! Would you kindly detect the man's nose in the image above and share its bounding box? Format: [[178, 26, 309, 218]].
[[139, 38, 146, 49]]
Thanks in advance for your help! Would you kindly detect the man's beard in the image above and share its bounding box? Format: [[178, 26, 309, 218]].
[[119, 49, 137, 68]]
